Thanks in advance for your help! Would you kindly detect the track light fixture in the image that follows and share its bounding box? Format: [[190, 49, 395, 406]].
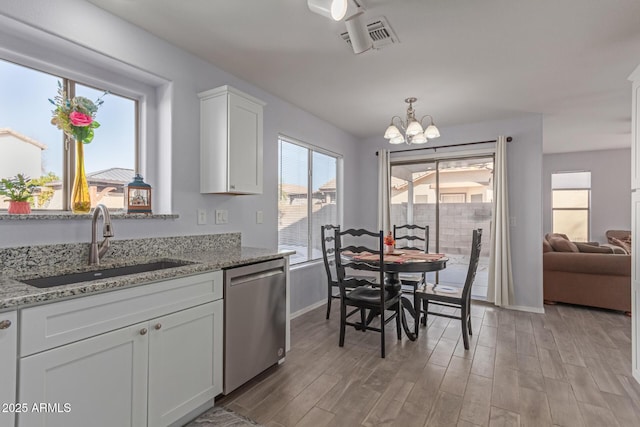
[[307, 0, 349, 21]]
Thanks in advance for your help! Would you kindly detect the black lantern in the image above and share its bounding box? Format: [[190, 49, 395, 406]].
[[125, 174, 152, 214]]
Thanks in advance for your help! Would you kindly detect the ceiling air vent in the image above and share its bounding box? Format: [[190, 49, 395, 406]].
[[340, 16, 399, 50]]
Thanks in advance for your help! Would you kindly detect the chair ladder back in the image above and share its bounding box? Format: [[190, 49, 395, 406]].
[[461, 228, 483, 300], [394, 224, 429, 253], [335, 228, 385, 300], [321, 224, 340, 284]]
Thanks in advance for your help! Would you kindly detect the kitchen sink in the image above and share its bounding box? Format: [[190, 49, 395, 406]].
[[21, 260, 194, 288]]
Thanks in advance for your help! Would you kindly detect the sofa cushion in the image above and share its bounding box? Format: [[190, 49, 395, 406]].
[[548, 236, 579, 252], [574, 242, 614, 254], [601, 244, 628, 254], [609, 237, 631, 254], [543, 239, 553, 253], [543, 252, 631, 276]]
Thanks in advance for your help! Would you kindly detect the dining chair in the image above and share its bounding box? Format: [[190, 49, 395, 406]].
[[334, 228, 402, 358], [394, 224, 429, 330], [393, 224, 429, 283], [394, 224, 429, 253], [415, 228, 482, 350], [321, 224, 342, 320]]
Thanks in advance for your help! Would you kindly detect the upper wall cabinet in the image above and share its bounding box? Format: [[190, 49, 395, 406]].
[[199, 85, 266, 194], [632, 74, 640, 189]]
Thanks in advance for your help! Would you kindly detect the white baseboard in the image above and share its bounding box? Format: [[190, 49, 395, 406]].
[[634, 369, 640, 385], [291, 300, 326, 319], [505, 305, 545, 314]]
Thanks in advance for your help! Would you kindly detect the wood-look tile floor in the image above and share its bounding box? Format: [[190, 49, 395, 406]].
[[216, 302, 640, 427]]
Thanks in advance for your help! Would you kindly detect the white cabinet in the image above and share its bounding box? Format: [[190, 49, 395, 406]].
[[630, 64, 640, 384], [19, 322, 149, 427], [199, 85, 265, 194], [0, 311, 17, 427], [17, 271, 224, 427], [632, 81, 640, 189], [148, 301, 223, 427]]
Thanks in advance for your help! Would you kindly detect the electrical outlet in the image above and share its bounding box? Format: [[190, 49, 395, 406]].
[[215, 209, 228, 224], [197, 209, 207, 225], [256, 210, 263, 224], [510, 216, 516, 227]]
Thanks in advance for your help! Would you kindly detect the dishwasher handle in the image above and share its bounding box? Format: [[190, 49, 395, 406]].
[[230, 268, 284, 286]]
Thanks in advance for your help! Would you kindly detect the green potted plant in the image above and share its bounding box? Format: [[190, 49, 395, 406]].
[[0, 174, 34, 214]]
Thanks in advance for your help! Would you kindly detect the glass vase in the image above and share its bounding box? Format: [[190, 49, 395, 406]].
[[71, 139, 91, 214]]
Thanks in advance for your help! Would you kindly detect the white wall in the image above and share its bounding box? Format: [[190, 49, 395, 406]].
[[355, 115, 544, 311], [0, 0, 363, 251], [543, 148, 631, 243]]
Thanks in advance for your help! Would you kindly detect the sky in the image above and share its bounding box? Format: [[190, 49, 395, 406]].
[[278, 140, 336, 190], [0, 58, 135, 179]]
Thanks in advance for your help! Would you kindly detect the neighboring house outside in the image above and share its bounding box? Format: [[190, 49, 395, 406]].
[[279, 183, 308, 205], [0, 128, 46, 181], [391, 167, 494, 205], [40, 168, 134, 210]]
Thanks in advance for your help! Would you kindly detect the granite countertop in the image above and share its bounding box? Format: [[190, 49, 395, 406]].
[[0, 246, 294, 311]]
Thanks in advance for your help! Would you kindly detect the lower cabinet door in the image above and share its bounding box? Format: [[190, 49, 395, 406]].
[[0, 311, 17, 427], [148, 301, 223, 427], [18, 322, 149, 427]]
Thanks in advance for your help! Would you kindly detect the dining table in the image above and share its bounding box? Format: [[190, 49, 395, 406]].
[[346, 249, 448, 341]]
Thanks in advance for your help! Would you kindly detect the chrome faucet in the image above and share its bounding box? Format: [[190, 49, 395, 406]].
[[89, 204, 114, 265]]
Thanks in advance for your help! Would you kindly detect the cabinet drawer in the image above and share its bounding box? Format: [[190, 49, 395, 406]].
[[20, 271, 222, 357]]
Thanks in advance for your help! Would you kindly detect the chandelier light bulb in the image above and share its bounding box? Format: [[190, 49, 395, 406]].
[[384, 124, 401, 139], [390, 135, 405, 144], [406, 120, 424, 137], [425, 124, 440, 139], [411, 133, 427, 144]]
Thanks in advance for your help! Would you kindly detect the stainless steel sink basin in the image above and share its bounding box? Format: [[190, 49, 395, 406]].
[[21, 260, 194, 289]]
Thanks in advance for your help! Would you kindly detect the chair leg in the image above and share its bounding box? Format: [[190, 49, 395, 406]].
[[381, 309, 386, 358], [339, 301, 346, 347], [360, 308, 366, 332], [461, 306, 470, 350], [468, 314, 473, 336], [396, 302, 402, 340], [421, 300, 428, 326], [326, 291, 332, 320]]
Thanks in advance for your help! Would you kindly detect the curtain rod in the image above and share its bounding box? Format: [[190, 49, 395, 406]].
[[375, 136, 512, 156]]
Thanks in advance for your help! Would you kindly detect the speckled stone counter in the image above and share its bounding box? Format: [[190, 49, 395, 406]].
[[0, 234, 293, 311]]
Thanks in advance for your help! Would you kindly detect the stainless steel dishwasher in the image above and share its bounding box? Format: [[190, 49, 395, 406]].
[[223, 258, 286, 394]]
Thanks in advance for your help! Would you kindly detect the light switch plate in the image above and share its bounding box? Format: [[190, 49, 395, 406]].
[[197, 209, 207, 225], [215, 209, 228, 224], [256, 210, 263, 224]]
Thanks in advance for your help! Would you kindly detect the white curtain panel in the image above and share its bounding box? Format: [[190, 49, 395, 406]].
[[377, 149, 391, 234], [487, 136, 514, 306]]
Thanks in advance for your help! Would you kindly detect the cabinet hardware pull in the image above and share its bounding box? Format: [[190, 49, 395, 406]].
[[0, 320, 11, 329], [140, 328, 148, 335], [154, 323, 162, 330]]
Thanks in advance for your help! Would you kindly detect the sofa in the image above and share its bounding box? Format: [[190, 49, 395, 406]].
[[543, 233, 631, 313]]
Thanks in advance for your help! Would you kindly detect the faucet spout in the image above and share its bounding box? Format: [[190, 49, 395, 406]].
[[89, 204, 114, 265]]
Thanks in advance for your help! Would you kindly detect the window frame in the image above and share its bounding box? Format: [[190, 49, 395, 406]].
[[277, 135, 342, 265], [551, 172, 591, 241], [1, 57, 141, 212]]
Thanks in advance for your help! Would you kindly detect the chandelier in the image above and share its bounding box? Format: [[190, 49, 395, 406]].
[[383, 98, 440, 145]]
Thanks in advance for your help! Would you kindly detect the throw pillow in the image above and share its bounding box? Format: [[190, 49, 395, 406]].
[[542, 239, 553, 253], [545, 232, 570, 242], [609, 236, 631, 254], [574, 242, 614, 254], [548, 236, 579, 252]]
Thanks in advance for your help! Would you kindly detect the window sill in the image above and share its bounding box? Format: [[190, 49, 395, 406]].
[[0, 211, 179, 221]]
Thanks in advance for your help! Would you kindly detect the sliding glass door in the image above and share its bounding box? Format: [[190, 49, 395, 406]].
[[390, 155, 494, 299]]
